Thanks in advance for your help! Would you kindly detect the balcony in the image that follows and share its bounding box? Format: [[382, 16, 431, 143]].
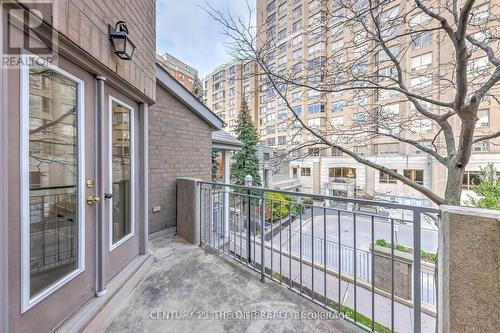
[[90, 180, 499, 333], [102, 235, 361, 333]]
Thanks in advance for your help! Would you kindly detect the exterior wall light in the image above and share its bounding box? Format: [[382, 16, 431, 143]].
[[108, 21, 136, 60]]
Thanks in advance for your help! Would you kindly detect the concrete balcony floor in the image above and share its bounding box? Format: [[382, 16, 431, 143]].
[[104, 235, 362, 333]]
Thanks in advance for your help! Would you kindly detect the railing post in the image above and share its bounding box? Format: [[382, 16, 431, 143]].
[[413, 211, 421, 333], [247, 188, 251, 264], [260, 190, 265, 283]]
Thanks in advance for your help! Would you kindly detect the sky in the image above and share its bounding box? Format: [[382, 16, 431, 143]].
[[156, 0, 255, 80]]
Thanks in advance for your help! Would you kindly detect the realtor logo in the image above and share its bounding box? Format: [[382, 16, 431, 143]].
[[1, 1, 57, 67]]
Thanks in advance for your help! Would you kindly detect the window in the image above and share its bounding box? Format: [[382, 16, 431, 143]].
[[308, 117, 321, 128], [331, 39, 344, 52], [292, 5, 302, 18], [278, 29, 287, 40], [329, 168, 356, 179], [291, 35, 303, 46], [331, 101, 344, 112], [110, 98, 135, 249], [22, 60, 84, 311], [292, 48, 302, 60], [308, 42, 326, 56], [267, 13, 276, 24], [461, 171, 499, 189], [332, 116, 344, 126], [376, 45, 400, 62], [472, 139, 489, 152], [410, 12, 431, 26], [266, 0, 276, 12], [308, 103, 325, 113], [301, 167, 311, 176], [374, 143, 399, 156], [380, 5, 399, 22], [267, 137, 276, 146], [308, 148, 321, 156], [278, 135, 287, 145], [411, 31, 432, 49], [308, 56, 326, 70], [404, 169, 424, 185], [410, 118, 432, 133], [278, 3, 287, 14], [411, 52, 432, 70], [354, 146, 369, 156], [476, 109, 489, 127], [380, 170, 398, 183], [331, 148, 343, 157], [410, 76, 432, 90], [292, 106, 302, 115], [470, 3, 489, 25], [292, 20, 302, 33], [278, 43, 287, 54]]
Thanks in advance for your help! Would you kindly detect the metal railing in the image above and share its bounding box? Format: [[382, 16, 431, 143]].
[[198, 181, 439, 333]]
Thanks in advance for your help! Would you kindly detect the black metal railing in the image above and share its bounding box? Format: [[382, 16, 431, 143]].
[[199, 181, 439, 333]]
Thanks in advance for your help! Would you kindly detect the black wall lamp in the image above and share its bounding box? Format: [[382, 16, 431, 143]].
[[108, 21, 136, 60]]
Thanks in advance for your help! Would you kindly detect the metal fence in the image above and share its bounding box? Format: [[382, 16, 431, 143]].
[[199, 181, 439, 333]]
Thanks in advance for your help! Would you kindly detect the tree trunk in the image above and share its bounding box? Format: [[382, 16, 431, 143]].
[[444, 164, 465, 205]]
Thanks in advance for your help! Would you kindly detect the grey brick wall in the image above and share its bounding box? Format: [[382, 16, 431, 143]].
[[149, 83, 213, 233]]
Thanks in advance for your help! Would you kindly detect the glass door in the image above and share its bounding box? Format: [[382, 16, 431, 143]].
[[108, 97, 135, 249]]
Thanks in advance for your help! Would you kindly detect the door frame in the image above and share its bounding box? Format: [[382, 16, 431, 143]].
[[19, 53, 86, 312], [108, 96, 136, 251]]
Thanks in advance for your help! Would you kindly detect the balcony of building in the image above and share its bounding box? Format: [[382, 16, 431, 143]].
[[85, 179, 498, 333]]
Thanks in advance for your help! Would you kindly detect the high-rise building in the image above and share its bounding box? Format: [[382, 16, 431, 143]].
[[157, 52, 203, 98], [204, 60, 260, 136], [249, 0, 500, 206]]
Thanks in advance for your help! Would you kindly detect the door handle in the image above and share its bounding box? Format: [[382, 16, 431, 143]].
[[104, 193, 113, 199], [87, 195, 101, 205]]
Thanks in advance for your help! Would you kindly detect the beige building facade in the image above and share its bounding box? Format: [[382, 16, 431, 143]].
[[204, 60, 260, 136], [248, 0, 500, 206], [157, 52, 203, 99]]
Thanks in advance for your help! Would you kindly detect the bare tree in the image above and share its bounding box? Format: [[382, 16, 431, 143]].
[[205, 0, 500, 205]]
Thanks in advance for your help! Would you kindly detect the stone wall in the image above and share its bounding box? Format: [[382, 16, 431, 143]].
[[439, 206, 500, 333], [148, 83, 213, 233]]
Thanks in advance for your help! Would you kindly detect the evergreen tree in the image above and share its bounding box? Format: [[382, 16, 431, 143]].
[[231, 99, 262, 186]]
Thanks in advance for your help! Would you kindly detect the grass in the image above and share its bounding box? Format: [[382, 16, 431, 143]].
[[327, 300, 392, 333], [375, 238, 437, 262]]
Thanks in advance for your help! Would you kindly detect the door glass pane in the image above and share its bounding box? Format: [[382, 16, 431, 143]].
[[29, 64, 79, 297], [111, 100, 132, 244]]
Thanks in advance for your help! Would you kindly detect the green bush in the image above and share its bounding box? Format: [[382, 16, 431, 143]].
[[265, 192, 300, 221], [395, 244, 410, 253], [375, 239, 388, 247]]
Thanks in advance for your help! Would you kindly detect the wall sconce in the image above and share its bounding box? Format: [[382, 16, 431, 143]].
[[108, 21, 136, 60]]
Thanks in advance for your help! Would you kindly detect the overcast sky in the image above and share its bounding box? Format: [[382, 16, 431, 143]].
[[156, 0, 255, 80]]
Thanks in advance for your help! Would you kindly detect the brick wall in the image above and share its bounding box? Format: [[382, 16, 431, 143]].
[[21, 0, 156, 101], [149, 83, 213, 233]]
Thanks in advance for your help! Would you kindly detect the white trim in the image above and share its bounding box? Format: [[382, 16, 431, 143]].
[[108, 96, 136, 252], [20, 54, 86, 313]]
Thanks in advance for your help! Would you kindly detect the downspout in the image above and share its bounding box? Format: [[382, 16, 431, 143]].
[[95, 75, 107, 296], [139, 103, 149, 255]]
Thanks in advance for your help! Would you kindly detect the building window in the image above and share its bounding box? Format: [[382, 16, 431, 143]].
[[308, 102, 325, 113], [329, 167, 356, 179], [411, 31, 432, 49], [292, 106, 302, 115], [476, 109, 489, 127], [331, 101, 344, 112], [278, 135, 287, 145], [301, 167, 312, 176], [22, 60, 85, 311], [472, 139, 489, 152], [404, 169, 424, 185], [374, 143, 399, 156], [411, 52, 433, 70], [308, 148, 321, 156], [380, 170, 398, 184]]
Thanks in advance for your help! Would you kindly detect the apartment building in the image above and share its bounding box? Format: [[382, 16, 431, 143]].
[[204, 60, 260, 135], [157, 52, 203, 99], [251, 0, 500, 206]]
